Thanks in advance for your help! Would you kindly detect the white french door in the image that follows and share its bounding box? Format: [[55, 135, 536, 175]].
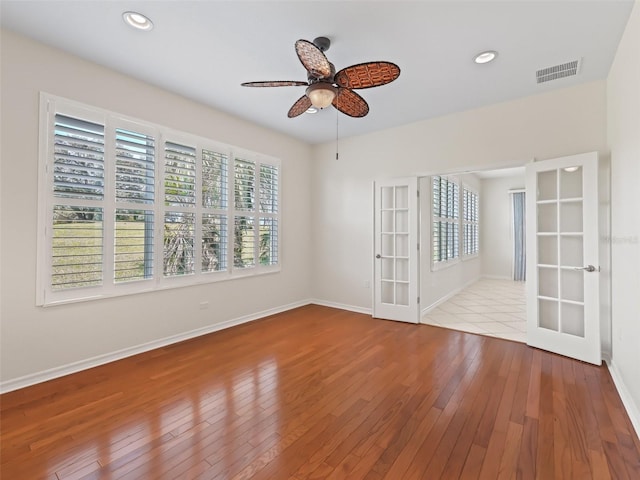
[[525, 152, 601, 365], [373, 177, 419, 323]]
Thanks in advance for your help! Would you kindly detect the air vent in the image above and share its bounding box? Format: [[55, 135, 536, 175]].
[[536, 59, 581, 84]]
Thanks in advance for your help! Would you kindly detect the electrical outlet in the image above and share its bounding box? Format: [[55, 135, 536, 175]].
[[199, 301, 209, 310]]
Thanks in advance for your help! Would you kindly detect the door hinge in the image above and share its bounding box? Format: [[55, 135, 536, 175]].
[[417, 296, 420, 304]]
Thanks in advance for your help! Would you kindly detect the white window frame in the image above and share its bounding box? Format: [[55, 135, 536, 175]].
[[37, 93, 281, 306], [431, 175, 460, 271], [462, 185, 479, 258]]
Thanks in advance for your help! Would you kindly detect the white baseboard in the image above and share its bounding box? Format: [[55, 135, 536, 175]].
[[420, 277, 480, 317], [310, 299, 372, 315], [0, 299, 312, 394], [607, 359, 640, 439]]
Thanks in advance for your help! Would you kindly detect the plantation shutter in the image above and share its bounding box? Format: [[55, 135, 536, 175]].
[[164, 141, 196, 276], [53, 114, 105, 200], [259, 164, 279, 265], [463, 187, 479, 256], [165, 142, 196, 207], [233, 158, 256, 268], [202, 149, 228, 273], [432, 176, 460, 264], [115, 128, 155, 204], [51, 114, 105, 290], [114, 128, 156, 283]]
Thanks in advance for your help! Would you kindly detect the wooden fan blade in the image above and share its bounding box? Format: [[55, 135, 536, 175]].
[[334, 62, 401, 89], [288, 95, 312, 118], [241, 81, 308, 87], [295, 39, 332, 79], [332, 88, 369, 118]]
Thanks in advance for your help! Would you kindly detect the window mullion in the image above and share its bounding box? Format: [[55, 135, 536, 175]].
[[103, 122, 116, 289], [155, 131, 166, 286], [194, 145, 203, 275], [227, 149, 235, 274], [253, 160, 261, 268]]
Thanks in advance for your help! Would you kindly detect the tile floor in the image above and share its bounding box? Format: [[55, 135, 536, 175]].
[[422, 278, 527, 343]]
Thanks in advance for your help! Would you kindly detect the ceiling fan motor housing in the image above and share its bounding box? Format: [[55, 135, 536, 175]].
[[313, 36, 331, 52]]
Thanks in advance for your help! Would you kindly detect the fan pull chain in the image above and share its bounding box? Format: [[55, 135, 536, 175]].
[[336, 107, 339, 161]]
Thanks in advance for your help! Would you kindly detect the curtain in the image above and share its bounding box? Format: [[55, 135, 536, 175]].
[[512, 192, 526, 281]]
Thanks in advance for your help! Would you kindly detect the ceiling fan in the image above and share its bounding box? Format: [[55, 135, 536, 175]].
[[241, 37, 400, 118]]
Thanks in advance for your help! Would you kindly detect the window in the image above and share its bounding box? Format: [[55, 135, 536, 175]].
[[431, 176, 480, 269], [38, 94, 280, 305], [463, 187, 479, 256], [432, 176, 459, 264]]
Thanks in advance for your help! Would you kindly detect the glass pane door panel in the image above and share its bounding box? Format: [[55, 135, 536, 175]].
[[381, 211, 393, 232], [538, 235, 558, 265], [381, 281, 394, 304], [396, 283, 409, 306], [538, 204, 557, 232], [538, 267, 558, 298], [381, 187, 394, 209], [381, 234, 394, 256], [537, 170, 557, 200], [561, 269, 584, 302], [396, 234, 409, 257], [539, 299, 559, 331], [381, 258, 394, 281], [561, 303, 585, 337], [395, 210, 408, 232], [560, 236, 583, 267], [560, 167, 582, 198], [560, 202, 583, 232], [396, 259, 408, 282], [395, 186, 408, 208]]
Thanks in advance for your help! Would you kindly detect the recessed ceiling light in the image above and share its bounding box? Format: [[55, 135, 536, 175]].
[[123, 11, 153, 31], [305, 107, 318, 114], [474, 50, 498, 64]]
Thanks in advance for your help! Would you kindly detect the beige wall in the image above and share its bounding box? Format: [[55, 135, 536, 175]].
[[607, 0, 640, 433], [480, 174, 526, 280], [310, 80, 608, 311], [0, 30, 313, 387]]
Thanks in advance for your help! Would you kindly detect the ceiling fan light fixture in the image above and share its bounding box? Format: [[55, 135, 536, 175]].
[[306, 83, 336, 109], [305, 107, 319, 114], [123, 11, 154, 31], [474, 50, 498, 64]]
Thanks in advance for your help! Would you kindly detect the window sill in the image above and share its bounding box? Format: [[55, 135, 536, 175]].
[[431, 258, 461, 272], [39, 267, 281, 307]]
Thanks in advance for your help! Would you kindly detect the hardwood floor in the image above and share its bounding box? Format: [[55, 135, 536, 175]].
[[1, 305, 639, 479]]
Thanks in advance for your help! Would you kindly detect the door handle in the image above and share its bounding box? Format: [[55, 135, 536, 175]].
[[574, 265, 599, 272], [375, 254, 381, 259]]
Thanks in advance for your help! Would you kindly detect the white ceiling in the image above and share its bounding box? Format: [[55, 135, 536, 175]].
[[1, 1, 633, 145]]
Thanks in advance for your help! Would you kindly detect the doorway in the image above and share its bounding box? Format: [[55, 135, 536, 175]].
[[419, 166, 528, 342]]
